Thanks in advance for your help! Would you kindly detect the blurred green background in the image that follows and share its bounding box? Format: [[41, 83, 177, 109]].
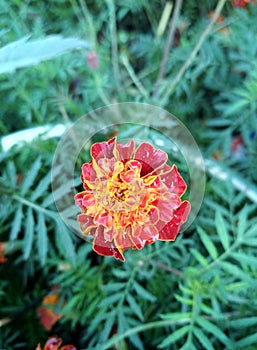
[[1, 0, 257, 349]]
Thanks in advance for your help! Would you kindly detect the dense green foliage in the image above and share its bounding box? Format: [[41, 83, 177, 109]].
[[1, 0, 257, 349]]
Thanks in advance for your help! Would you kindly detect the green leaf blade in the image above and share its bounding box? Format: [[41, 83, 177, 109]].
[[215, 210, 230, 251], [23, 207, 34, 260], [197, 226, 218, 260], [158, 325, 190, 348]]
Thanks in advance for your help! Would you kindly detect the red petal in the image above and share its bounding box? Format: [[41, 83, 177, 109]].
[[157, 193, 181, 222], [43, 336, 62, 350], [60, 346, 77, 350], [82, 161, 96, 185], [91, 138, 116, 160], [134, 142, 168, 176], [74, 192, 86, 210], [93, 226, 125, 262], [38, 307, 60, 331], [158, 164, 187, 196], [131, 225, 159, 248], [97, 157, 115, 175], [116, 139, 135, 163], [81, 193, 95, 207], [94, 211, 113, 228], [77, 213, 96, 235], [115, 227, 134, 250], [158, 201, 191, 241]]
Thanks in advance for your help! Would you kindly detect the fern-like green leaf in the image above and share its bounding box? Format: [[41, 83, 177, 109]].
[[215, 210, 230, 251], [158, 325, 190, 348]]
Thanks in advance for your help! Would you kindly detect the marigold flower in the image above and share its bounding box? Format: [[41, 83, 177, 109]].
[[74, 137, 190, 261], [36, 336, 76, 350], [232, 0, 256, 7], [37, 286, 61, 331], [0, 242, 7, 264]]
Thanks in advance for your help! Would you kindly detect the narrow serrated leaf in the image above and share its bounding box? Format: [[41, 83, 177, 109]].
[[133, 282, 156, 302], [237, 332, 257, 347], [190, 248, 209, 267], [231, 252, 257, 267], [196, 317, 234, 347], [215, 210, 230, 250], [129, 333, 144, 350], [10, 205, 23, 240], [197, 226, 218, 260], [112, 268, 130, 279], [21, 157, 41, 195], [99, 312, 115, 342], [98, 293, 121, 307], [237, 207, 247, 240], [158, 325, 190, 348], [118, 307, 127, 334], [30, 172, 51, 201], [174, 294, 193, 305], [230, 317, 257, 328], [160, 312, 191, 320], [7, 161, 17, 187], [221, 261, 256, 284], [126, 294, 144, 321], [37, 212, 47, 265], [193, 327, 215, 350], [23, 208, 34, 259], [55, 220, 75, 264], [102, 283, 124, 293], [42, 192, 54, 208]]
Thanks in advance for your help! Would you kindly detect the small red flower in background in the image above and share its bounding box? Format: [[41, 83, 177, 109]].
[[74, 138, 190, 262], [232, 0, 256, 7], [0, 242, 7, 264], [86, 51, 99, 69], [37, 286, 61, 331], [36, 335, 76, 350]]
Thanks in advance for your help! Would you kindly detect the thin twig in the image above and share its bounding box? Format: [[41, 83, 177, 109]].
[[153, 0, 183, 96], [160, 0, 227, 105], [106, 0, 121, 91], [121, 54, 149, 99], [155, 261, 183, 276]]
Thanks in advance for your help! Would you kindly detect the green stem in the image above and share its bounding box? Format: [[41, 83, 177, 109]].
[[121, 54, 149, 99], [160, 0, 227, 105], [154, 0, 183, 96], [106, 0, 121, 91], [13, 194, 57, 219], [93, 311, 237, 350], [99, 318, 191, 350]]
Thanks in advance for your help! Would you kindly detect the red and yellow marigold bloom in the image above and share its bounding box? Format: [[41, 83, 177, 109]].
[[0, 242, 7, 264], [74, 137, 190, 261], [232, 0, 255, 7], [36, 336, 76, 350]]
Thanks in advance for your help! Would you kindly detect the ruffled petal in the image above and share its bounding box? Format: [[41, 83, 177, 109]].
[[116, 139, 135, 163], [134, 142, 168, 176], [158, 201, 191, 241], [115, 227, 134, 250], [158, 164, 187, 196], [42, 336, 62, 350], [91, 137, 116, 160], [74, 192, 87, 211], [131, 225, 159, 248], [93, 226, 125, 262], [157, 193, 181, 222], [81, 161, 97, 186], [77, 213, 97, 235], [94, 211, 113, 228], [61, 346, 77, 350]]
